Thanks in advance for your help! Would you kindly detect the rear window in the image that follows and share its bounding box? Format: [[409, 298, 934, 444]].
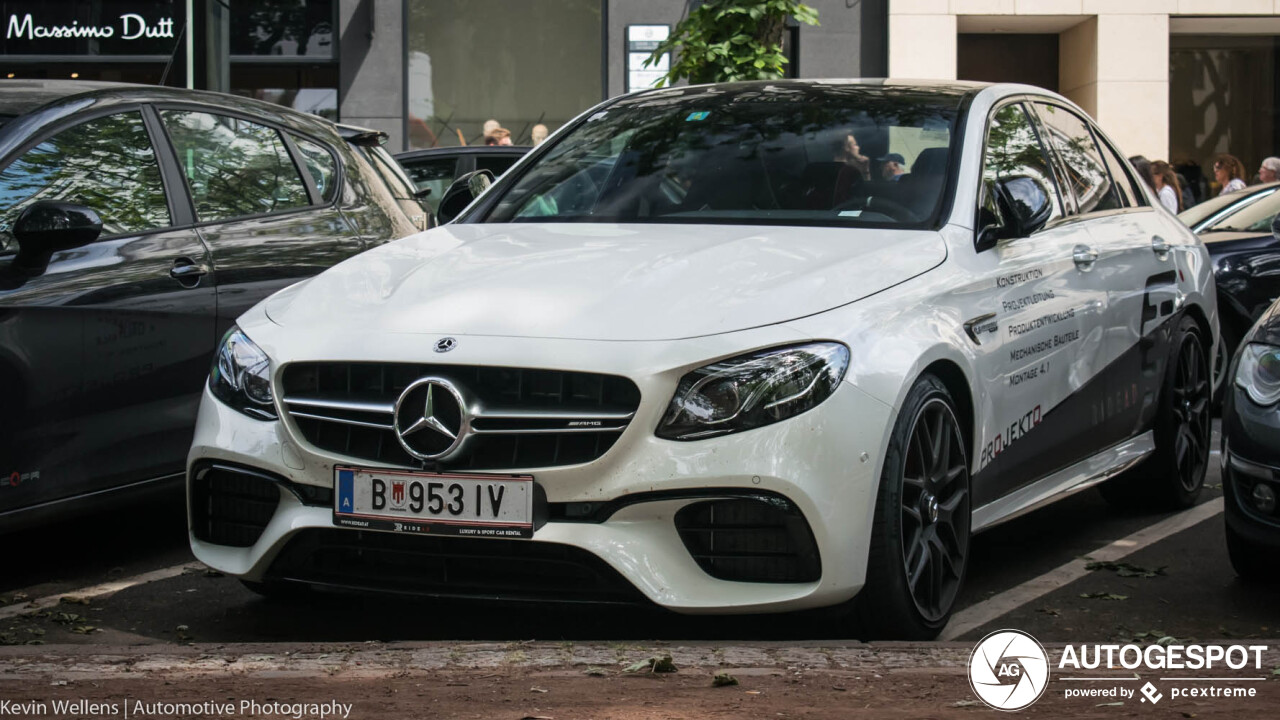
[[360, 145, 418, 200]]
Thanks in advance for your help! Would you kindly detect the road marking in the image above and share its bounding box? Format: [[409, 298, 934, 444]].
[[939, 498, 1224, 641], [0, 561, 203, 621]]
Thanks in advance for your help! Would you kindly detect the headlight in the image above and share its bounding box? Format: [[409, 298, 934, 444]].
[[209, 327, 277, 420], [656, 342, 850, 441], [1235, 343, 1280, 407]]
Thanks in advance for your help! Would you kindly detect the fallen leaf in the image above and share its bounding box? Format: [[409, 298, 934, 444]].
[[583, 667, 607, 677], [951, 700, 980, 707], [1085, 560, 1166, 578], [1079, 592, 1128, 601], [624, 653, 677, 674], [1097, 701, 1124, 707], [712, 672, 739, 687], [529, 686, 548, 694], [59, 597, 91, 606]]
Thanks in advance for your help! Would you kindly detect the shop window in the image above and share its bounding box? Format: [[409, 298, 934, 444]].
[[161, 110, 310, 222], [0, 110, 169, 251], [406, 0, 603, 149], [230, 0, 334, 58]]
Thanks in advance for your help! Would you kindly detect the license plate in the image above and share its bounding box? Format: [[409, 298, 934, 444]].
[[333, 466, 534, 538]]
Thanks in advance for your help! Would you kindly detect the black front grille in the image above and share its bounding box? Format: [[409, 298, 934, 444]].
[[190, 464, 282, 547], [265, 529, 648, 604], [675, 496, 821, 583], [280, 363, 641, 471]]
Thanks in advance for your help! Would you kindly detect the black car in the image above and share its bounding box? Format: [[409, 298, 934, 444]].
[[395, 146, 529, 215], [0, 80, 423, 529], [1221, 295, 1280, 580], [1179, 183, 1280, 386]]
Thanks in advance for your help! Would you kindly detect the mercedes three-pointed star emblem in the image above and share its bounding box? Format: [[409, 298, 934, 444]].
[[392, 377, 469, 460]]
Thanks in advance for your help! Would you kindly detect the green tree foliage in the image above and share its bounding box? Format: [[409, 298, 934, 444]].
[[645, 0, 819, 87]]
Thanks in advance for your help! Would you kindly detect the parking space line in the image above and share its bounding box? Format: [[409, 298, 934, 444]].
[[0, 561, 203, 621], [939, 498, 1224, 641]]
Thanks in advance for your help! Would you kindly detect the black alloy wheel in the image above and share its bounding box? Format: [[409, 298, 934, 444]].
[[854, 374, 970, 640], [899, 397, 971, 623], [1170, 331, 1212, 494], [1101, 317, 1211, 511]]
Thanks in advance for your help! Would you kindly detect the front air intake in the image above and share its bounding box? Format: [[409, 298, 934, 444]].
[[674, 495, 821, 583]]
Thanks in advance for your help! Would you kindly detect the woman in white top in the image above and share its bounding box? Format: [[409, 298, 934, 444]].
[[1151, 160, 1182, 214], [1214, 154, 1248, 196]]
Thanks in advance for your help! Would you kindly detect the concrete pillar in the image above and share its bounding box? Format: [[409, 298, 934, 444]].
[[887, 8, 957, 79]]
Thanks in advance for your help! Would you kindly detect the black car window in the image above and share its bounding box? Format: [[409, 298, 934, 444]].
[[0, 110, 170, 252], [476, 154, 521, 177], [161, 110, 311, 222], [980, 103, 1063, 227], [1033, 102, 1123, 214], [292, 134, 339, 203], [400, 156, 456, 214]]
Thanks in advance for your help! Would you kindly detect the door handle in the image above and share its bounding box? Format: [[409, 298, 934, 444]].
[[1152, 235, 1171, 259], [170, 258, 207, 288], [1072, 244, 1099, 270]]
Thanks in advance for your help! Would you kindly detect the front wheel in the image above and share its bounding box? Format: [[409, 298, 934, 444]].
[[854, 374, 971, 640]]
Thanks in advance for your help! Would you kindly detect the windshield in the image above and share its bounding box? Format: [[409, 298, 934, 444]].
[[1179, 186, 1274, 231], [1195, 187, 1280, 233], [482, 84, 965, 229]]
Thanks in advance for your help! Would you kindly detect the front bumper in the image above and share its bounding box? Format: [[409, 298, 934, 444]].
[[188, 370, 893, 614], [1222, 386, 1280, 548]]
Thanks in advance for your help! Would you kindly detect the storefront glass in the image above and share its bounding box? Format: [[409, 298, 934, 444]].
[[405, 0, 603, 149], [1170, 35, 1280, 204]]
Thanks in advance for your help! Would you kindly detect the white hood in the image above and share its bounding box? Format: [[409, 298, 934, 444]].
[[264, 223, 946, 341]]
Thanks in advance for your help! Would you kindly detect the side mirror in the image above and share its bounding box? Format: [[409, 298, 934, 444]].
[[436, 169, 495, 224], [11, 201, 103, 272], [976, 176, 1052, 251]]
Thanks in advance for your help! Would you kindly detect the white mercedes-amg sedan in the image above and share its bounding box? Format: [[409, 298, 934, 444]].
[[188, 80, 1217, 639]]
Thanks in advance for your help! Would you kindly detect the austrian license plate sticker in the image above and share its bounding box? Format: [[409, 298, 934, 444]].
[[333, 466, 534, 538]]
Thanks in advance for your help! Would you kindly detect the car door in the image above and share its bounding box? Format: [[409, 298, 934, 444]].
[[1032, 101, 1176, 447], [0, 108, 215, 515], [157, 108, 365, 335], [954, 101, 1108, 508]]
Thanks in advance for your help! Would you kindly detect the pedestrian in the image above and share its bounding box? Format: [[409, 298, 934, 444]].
[[1258, 156, 1280, 184], [484, 127, 513, 146], [1151, 160, 1183, 213], [1129, 155, 1156, 193], [1213, 154, 1247, 195], [531, 123, 549, 145]]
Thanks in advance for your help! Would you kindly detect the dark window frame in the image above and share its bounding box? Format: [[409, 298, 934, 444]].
[[974, 97, 1068, 242], [149, 101, 346, 228], [0, 104, 177, 244], [1029, 100, 1149, 219]]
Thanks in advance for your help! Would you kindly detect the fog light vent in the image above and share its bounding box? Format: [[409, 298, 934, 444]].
[[190, 463, 282, 547], [1252, 483, 1277, 514], [674, 495, 820, 583]]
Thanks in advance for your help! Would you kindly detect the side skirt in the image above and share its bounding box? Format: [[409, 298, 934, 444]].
[[971, 431, 1154, 533]]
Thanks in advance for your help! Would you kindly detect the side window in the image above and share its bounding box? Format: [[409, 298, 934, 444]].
[[1032, 103, 1124, 214], [980, 103, 1063, 228], [1095, 132, 1146, 207], [161, 110, 310, 222], [401, 157, 457, 214], [0, 111, 169, 251], [291, 135, 338, 203]]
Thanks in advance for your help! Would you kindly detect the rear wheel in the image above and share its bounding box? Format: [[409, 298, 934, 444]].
[[1101, 317, 1211, 511], [854, 374, 970, 640]]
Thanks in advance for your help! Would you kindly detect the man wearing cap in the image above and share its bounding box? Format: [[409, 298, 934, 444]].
[[880, 153, 906, 181]]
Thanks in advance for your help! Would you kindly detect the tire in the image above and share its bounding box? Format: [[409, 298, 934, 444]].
[[1211, 321, 1238, 412], [854, 374, 971, 640], [1226, 525, 1276, 583], [1100, 316, 1211, 511]]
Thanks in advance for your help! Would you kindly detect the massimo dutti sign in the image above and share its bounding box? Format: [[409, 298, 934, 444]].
[[0, 1, 180, 56]]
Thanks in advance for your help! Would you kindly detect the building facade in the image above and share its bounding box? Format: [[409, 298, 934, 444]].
[[890, 0, 1280, 199]]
